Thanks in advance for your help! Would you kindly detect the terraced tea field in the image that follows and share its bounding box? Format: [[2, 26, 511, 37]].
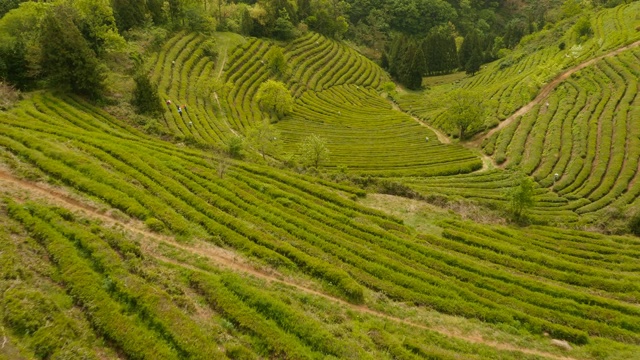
[[395, 1, 640, 136], [2, 89, 640, 359], [278, 85, 481, 176], [393, 3, 640, 223], [2, 3, 640, 358], [150, 32, 481, 176]]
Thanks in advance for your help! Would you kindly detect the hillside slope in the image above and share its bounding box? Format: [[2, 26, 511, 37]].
[[1, 3, 640, 359], [1, 88, 640, 359], [393, 3, 640, 225]]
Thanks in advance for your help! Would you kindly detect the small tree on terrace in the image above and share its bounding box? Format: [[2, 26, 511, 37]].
[[266, 46, 288, 77], [299, 134, 330, 168], [256, 80, 293, 120], [445, 90, 484, 140], [508, 174, 535, 222], [248, 121, 282, 160]]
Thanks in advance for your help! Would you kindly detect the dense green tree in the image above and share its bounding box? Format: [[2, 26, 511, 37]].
[[423, 24, 458, 75], [40, 5, 106, 99], [388, 0, 456, 35], [351, 8, 389, 52], [0, 2, 48, 89], [74, 0, 125, 56], [573, 16, 593, 42], [132, 73, 163, 116], [239, 6, 254, 35], [385, 34, 426, 89], [273, 8, 295, 39], [256, 80, 293, 119], [267, 46, 288, 76], [306, 0, 350, 38], [445, 90, 484, 139], [147, 0, 167, 25], [465, 51, 481, 75], [458, 30, 483, 70], [503, 17, 529, 48], [629, 212, 640, 237], [112, 0, 147, 32], [0, 0, 23, 18], [299, 134, 330, 168], [184, 5, 216, 33], [226, 136, 245, 159]]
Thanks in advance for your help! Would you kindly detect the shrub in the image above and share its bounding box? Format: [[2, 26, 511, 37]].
[[201, 39, 218, 61], [573, 16, 593, 42], [145, 217, 165, 232], [378, 180, 421, 199], [2, 287, 55, 335], [226, 136, 244, 159]]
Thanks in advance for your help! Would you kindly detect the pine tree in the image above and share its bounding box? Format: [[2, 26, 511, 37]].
[[132, 73, 163, 116], [458, 31, 482, 70], [465, 51, 482, 75]]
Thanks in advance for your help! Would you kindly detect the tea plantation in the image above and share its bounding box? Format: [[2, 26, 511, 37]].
[[1, 2, 640, 359]]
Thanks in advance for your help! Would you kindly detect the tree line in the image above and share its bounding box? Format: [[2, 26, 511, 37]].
[[0, 0, 624, 96]]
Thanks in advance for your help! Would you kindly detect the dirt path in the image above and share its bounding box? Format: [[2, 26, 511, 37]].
[[388, 99, 451, 144], [0, 169, 580, 360], [468, 39, 640, 148]]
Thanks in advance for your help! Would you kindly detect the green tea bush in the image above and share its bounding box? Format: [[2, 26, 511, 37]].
[[2, 287, 55, 335], [145, 217, 165, 232]]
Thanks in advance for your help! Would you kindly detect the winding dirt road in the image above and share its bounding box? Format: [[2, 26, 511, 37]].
[[389, 99, 451, 144], [0, 168, 578, 360]]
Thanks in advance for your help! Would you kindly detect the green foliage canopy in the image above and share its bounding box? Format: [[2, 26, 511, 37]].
[[256, 80, 293, 119], [248, 121, 282, 160], [298, 134, 330, 168], [40, 4, 106, 99], [444, 90, 485, 139]]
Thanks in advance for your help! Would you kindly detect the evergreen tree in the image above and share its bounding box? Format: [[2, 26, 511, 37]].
[[132, 73, 163, 116], [40, 5, 106, 99], [387, 35, 425, 90], [423, 25, 458, 75], [465, 51, 481, 75], [458, 31, 482, 70]]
